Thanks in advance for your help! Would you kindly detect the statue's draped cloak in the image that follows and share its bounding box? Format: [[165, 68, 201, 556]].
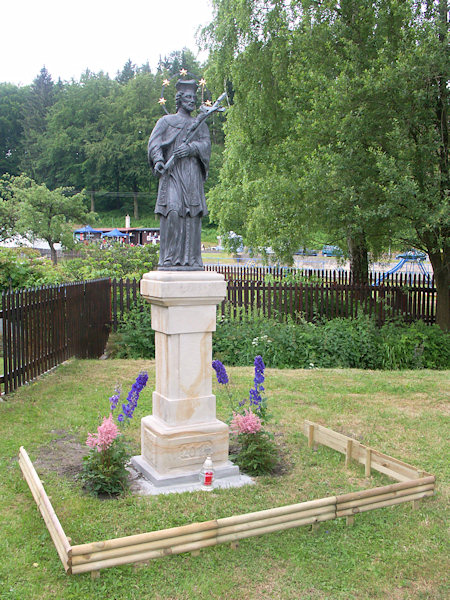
[[148, 113, 210, 219]]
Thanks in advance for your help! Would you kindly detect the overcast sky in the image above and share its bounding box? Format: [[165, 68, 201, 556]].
[[2, 0, 214, 86]]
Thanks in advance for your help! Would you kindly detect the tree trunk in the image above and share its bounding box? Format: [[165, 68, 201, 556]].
[[133, 188, 139, 220], [347, 232, 369, 284], [49, 242, 57, 266], [428, 248, 449, 331]]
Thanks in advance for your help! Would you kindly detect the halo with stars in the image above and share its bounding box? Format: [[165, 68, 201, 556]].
[[158, 69, 212, 115]]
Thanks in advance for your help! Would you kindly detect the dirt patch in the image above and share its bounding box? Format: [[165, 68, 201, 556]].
[[34, 430, 88, 479]]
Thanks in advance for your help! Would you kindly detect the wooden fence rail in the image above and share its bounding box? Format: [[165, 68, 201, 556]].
[[18, 421, 435, 576], [1, 270, 437, 395], [1, 279, 111, 396], [110, 271, 436, 328]]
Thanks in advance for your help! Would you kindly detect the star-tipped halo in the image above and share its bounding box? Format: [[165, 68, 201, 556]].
[[158, 71, 213, 114]]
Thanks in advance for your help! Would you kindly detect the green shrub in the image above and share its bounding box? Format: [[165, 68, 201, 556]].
[[379, 320, 450, 369], [61, 244, 158, 281], [213, 309, 449, 370], [113, 302, 155, 359], [230, 430, 278, 475], [107, 298, 449, 371], [80, 436, 130, 496], [0, 248, 69, 291]]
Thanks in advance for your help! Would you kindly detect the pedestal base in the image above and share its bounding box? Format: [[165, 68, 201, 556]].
[[131, 454, 240, 488], [138, 415, 231, 477]]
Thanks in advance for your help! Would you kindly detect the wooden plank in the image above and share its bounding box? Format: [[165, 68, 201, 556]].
[[303, 421, 424, 481], [337, 483, 434, 510], [336, 489, 434, 517], [19, 448, 71, 572]]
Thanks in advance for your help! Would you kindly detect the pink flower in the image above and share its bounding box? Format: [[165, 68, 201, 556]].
[[86, 413, 119, 452], [230, 409, 262, 435]]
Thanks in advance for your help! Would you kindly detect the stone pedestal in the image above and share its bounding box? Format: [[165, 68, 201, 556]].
[[131, 271, 239, 488]]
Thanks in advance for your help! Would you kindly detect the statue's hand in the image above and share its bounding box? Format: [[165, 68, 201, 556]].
[[154, 161, 165, 176], [173, 143, 192, 159]]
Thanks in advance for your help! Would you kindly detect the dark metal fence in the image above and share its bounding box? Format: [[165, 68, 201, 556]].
[[1, 279, 111, 395]]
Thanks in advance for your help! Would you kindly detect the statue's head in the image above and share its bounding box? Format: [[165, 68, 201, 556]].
[[175, 79, 198, 112]]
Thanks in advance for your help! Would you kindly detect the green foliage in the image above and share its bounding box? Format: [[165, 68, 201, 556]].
[[213, 310, 450, 370], [80, 436, 130, 496], [61, 243, 158, 280], [231, 430, 278, 476], [0, 83, 27, 177], [0, 174, 20, 240], [203, 0, 449, 324], [113, 302, 155, 359], [8, 174, 88, 263], [0, 248, 69, 291], [378, 320, 450, 370]]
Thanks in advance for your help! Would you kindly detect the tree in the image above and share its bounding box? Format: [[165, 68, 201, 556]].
[[37, 70, 118, 210], [369, 0, 449, 329], [94, 71, 161, 219], [10, 175, 88, 265], [20, 67, 59, 181], [0, 174, 20, 240], [157, 48, 202, 77], [116, 59, 137, 85], [0, 83, 28, 177], [203, 0, 449, 327]]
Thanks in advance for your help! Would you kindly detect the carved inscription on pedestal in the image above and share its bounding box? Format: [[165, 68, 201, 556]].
[[179, 442, 212, 461]]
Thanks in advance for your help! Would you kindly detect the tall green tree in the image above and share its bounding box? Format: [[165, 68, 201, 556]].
[[0, 174, 20, 240], [369, 0, 449, 328], [98, 71, 162, 218], [37, 70, 118, 211], [0, 83, 28, 176], [20, 67, 60, 180], [116, 59, 137, 85], [203, 0, 449, 327]]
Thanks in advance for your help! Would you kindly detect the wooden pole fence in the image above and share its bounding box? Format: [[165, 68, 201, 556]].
[[19, 421, 435, 576]]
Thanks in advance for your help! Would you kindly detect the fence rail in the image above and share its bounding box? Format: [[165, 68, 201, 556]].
[[204, 264, 434, 287], [1, 269, 437, 395], [1, 279, 110, 395], [110, 269, 436, 328]]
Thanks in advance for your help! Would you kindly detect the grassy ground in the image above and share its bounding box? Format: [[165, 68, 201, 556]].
[[0, 360, 448, 599]]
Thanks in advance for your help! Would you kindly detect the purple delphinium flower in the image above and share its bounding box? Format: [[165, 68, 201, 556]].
[[112, 371, 148, 425], [212, 360, 229, 385], [249, 355, 265, 411], [109, 385, 121, 411]]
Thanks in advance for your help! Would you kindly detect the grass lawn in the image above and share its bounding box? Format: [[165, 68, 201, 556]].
[[0, 360, 448, 600]]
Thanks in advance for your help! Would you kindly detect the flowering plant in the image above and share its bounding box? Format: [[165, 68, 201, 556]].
[[212, 357, 277, 475], [80, 372, 148, 496], [212, 355, 270, 424], [109, 370, 149, 424]]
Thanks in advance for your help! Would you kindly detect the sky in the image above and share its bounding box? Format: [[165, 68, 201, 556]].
[[2, 0, 214, 86]]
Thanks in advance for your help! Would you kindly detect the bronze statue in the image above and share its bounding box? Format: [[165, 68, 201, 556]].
[[148, 80, 225, 270]]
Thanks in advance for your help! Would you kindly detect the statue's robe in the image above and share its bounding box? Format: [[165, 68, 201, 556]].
[[148, 112, 210, 269]]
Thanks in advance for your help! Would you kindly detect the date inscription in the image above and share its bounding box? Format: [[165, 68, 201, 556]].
[[179, 442, 212, 461]]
